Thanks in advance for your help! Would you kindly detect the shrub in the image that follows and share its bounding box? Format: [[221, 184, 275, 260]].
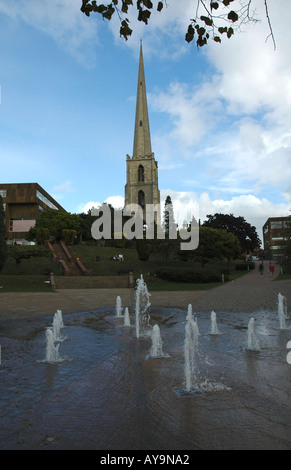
[[156, 266, 225, 283], [235, 262, 255, 270], [61, 229, 77, 245], [136, 238, 150, 261]]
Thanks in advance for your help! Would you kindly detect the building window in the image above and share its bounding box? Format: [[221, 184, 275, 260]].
[[271, 221, 282, 229], [138, 190, 145, 209], [139, 120, 142, 126], [138, 165, 144, 182], [9, 219, 36, 232], [36, 190, 58, 210], [0, 190, 7, 197]]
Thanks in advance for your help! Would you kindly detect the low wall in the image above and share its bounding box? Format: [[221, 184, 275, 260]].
[[50, 274, 133, 289]]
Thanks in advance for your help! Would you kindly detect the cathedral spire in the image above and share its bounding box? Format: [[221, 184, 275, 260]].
[[125, 39, 160, 226], [132, 39, 152, 159]]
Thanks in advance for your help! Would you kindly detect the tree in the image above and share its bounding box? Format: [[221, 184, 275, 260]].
[[27, 209, 82, 244], [282, 215, 291, 273], [163, 195, 176, 235], [8, 245, 51, 265], [80, 0, 275, 49], [0, 195, 8, 272], [136, 237, 150, 261], [202, 213, 261, 253], [193, 226, 241, 265]]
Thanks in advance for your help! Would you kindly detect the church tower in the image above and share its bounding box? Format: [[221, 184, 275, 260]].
[[125, 40, 160, 226]]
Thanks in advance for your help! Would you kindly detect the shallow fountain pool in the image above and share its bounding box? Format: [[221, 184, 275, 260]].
[[0, 306, 290, 450]]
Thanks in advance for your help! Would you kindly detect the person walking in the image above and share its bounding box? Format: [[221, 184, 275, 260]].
[[258, 261, 264, 278], [269, 262, 275, 276]]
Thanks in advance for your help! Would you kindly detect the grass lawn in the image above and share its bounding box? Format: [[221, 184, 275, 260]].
[[276, 272, 291, 281], [0, 275, 53, 292], [0, 244, 253, 292]]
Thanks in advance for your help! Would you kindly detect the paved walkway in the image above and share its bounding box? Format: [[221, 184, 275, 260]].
[[0, 262, 290, 319], [193, 262, 290, 313]]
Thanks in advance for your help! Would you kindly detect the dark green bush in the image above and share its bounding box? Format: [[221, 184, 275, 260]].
[[156, 266, 226, 283], [235, 262, 255, 270]]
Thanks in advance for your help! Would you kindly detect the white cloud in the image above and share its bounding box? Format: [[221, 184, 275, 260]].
[[79, 195, 125, 214], [78, 188, 290, 245], [0, 0, 99, 64], [150, 80, 222, 153], [161, 189, 291, 242], [145, 1, 291, 203], [52, 180, 75, 201], [53, 181, 74, 193]]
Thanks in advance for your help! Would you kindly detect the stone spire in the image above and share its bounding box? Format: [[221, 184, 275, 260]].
[[132, 39, 152, 159]]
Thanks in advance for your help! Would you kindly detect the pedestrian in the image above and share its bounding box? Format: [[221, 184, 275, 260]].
[[269, 263, 275, 276], [258, 262, 264, 277]]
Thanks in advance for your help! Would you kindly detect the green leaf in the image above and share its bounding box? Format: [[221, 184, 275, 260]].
[[120, 19, 133, 40], [185, 24, 194, 43], [103, 7, 115, 20], [142, 0, 153, 9], [137, 8, 151, 25], [197, 27, 206, 36], [214, 36, 221, 43], [157, 1, 163, 12], [227, 10, 239, 22], [95, 4, 107, 14], [196, 36, 207, 47], [218, 26, 228, 34], [227, 26, 234, 38], [121, 2, 129, 13], [210, 2, 219, 10], [200, 15, 213, 26]]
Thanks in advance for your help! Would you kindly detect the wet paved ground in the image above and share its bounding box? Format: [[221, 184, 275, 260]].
[[0, 264, 290, 450]]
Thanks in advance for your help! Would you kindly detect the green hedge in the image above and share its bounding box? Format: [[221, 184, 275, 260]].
[[156, 266, 228, 283], [235, 262, 255, 270]]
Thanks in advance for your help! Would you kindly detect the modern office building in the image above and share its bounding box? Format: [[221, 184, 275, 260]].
[[262, 216, 291, 260], [0, 183, 65, 244]]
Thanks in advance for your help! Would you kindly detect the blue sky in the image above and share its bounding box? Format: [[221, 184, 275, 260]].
[[0, 0, 290, 242]]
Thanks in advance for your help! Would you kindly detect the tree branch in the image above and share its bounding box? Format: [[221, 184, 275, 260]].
[[264, 0, 276, 50]]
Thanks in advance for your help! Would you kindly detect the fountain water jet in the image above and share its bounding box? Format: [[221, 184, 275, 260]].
[[116, 296, 122, 318], [123, 307, 131, 327], [278, 293, 288, 330], [174, 307, 230, 397], [44, 328, 63, 363], [147, 324, 169, 359], [52, 310, 65, 342], [210, 311, 220, 335], [135, 275, 151, 339], [56, 309, 64, 328], [184, 316, 200, 393], [247, 317, 260, 351], [186, 304, 193, 322]]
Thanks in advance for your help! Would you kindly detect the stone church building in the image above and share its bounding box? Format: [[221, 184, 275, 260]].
[[124, 40, 161, 227]]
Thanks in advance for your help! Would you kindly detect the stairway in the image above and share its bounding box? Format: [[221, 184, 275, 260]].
[[46, 241, 91, 276]]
